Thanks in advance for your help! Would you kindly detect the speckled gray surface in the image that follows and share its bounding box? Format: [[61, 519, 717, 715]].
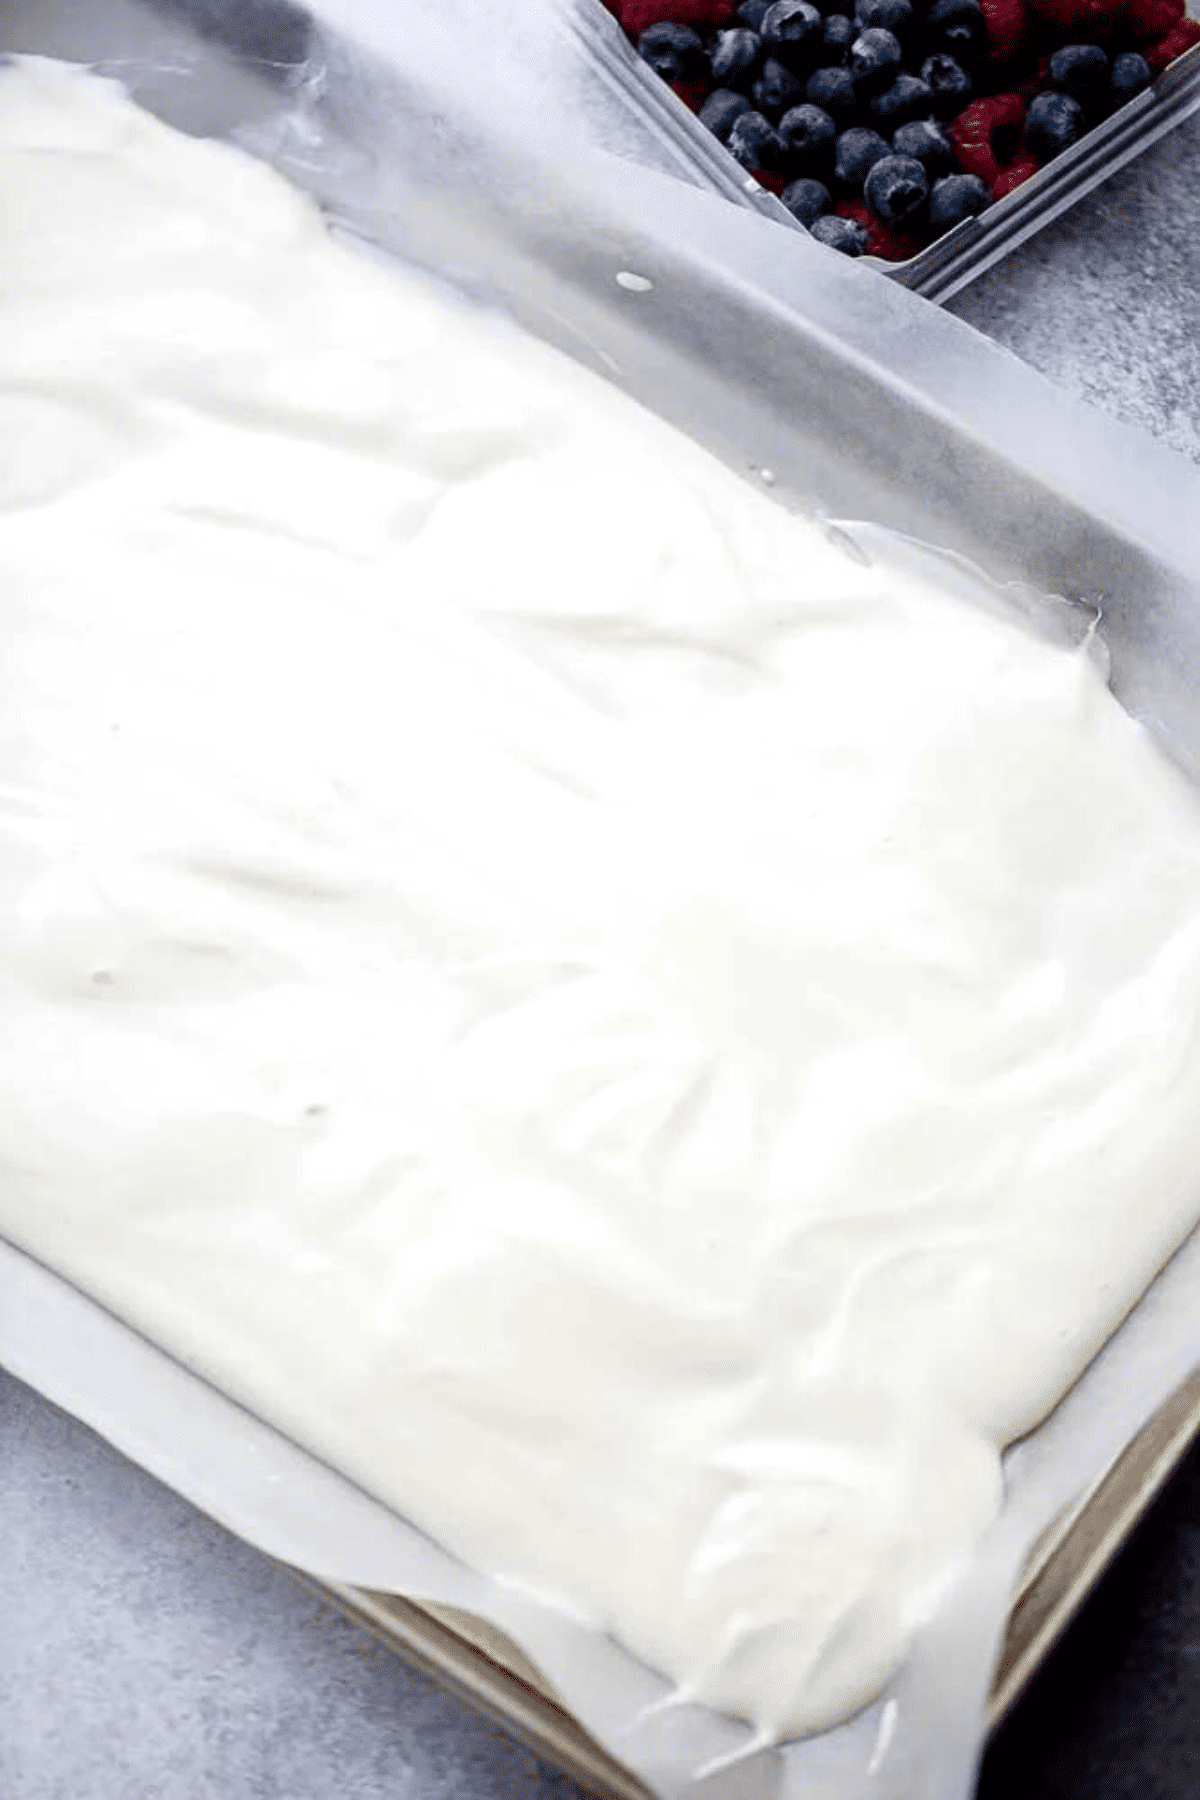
[[946, 112, 1200, 468], [0, 1369, 585, 1800], [3, 72, 1200, 1800]]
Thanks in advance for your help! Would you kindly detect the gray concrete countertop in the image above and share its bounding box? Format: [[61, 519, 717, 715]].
[[3, 89, 1199, 1800], [946, 114, 1200, 466]]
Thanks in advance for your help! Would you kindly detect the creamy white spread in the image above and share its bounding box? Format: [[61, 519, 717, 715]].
[[4, 57, 1200, 1740]]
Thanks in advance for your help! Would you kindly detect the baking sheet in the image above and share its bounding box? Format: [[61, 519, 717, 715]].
[[5, 1217, 1200, 1800], [295, 1358, 1200, 1799], [2, 3, 1200, 1796]]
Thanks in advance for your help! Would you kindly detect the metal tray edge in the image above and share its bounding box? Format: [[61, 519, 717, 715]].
[[289, 1575, 653, 1800], [987, 1361, 1200, 1728]]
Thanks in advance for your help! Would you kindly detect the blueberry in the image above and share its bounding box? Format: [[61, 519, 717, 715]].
[[753, 56, 806, 115], [869, 72, 934, 125], [727, 108, 789, 168], [920, 52, 972, 117], [849, 28, 903, 91], [854, 0, 914, 34], [699, 88, 753, 140], [637, 23, 707, 83], [863, 151, 929, 221], [738, 0, 775, 25], [806, 63, 860, 117], [781, 175, 833, 222], [834, 124, 893, 191], [927, 170, 991, 231], [1023, 89, 1084, 161], [1110, 50, 1151, 107], [761, 0, 825, 70], [892, 116, 957, 174], [923, 0, 985, 64], [1049, 43, 1109, 113], [710, 27, 764, 91], [778, 101, 839, 169], [810, 213, 869, 252], [822, 12, 858, 56]]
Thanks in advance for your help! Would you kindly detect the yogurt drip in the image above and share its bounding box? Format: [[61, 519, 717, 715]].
[[4, 58, 1200, 1739]]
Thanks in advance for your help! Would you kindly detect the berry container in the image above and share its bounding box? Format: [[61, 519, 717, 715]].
[[573, 0, 1200, 300]]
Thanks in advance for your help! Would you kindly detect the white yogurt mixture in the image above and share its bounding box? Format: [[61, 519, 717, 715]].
[[4, 57, 1200, 1740]]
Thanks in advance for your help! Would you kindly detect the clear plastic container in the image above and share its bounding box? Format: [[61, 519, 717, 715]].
[[568, 0, 1200, 301]]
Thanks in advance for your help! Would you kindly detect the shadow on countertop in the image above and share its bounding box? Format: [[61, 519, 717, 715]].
[[979, 1436, 1200, 1800]]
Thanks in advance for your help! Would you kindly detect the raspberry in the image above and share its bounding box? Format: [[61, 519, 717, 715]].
[[1025, 0, 1129, 40], [1144, 14, 1200, 67], [979, 0, 1028, 61], [975, 90, 1025, 130], [668, 76, 713, 108], [992, 152, 1039, 195], [621, 0, 735, 31], [752, 168, 791, 192], [947, 130, 1001, 183], [1124, 0, 1184, 43], [947, 91, 1026, 184], [835, 196, 925, 258]]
